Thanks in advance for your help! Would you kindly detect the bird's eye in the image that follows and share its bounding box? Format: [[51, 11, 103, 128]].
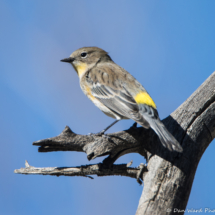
[[81, 52, 87, 58]]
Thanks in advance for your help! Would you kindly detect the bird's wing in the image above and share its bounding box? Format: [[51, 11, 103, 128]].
[[88, 68, 150, 128]]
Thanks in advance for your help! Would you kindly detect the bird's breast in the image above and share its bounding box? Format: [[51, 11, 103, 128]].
[[81, 84, 96, 101]]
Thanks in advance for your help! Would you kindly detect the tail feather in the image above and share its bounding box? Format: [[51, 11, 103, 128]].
[[143, 117, 183, 152]]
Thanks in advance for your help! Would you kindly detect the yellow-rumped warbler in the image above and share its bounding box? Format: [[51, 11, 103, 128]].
[[61, 47, 183, 152]]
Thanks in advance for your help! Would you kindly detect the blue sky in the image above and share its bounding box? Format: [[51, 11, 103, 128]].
[[1, 1, 215, 214]]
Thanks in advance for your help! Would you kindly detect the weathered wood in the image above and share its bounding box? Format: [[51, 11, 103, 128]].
[[136, 72, 215, 215], [32, 123, 153, 166], [14, 72, 215, 215], [14, 161, 147, 183]]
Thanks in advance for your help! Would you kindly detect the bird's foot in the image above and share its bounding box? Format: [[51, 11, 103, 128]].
[[88, 130, 105, 137], [88, 131, 113, 142]]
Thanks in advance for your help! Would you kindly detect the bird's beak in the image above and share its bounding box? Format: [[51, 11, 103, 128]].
[[60, 57, 75, 63]]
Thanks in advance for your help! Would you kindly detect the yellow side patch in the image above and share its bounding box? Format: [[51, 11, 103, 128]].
[[86, 86, 96, 101], [134, 91, 156, 109], [74, 62, 87, 77]]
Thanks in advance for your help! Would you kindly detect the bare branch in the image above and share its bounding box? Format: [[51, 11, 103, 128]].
[[15, 72, 215, 215], [14, 161, 147, 184], [32, 123, 154, 166]]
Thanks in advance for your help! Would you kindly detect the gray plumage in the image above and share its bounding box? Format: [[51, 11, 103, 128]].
[[61, 47, 183, 152]]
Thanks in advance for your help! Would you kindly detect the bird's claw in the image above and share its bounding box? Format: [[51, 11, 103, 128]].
[[88, 131, 104, 137], [88, 132, 113, 142]]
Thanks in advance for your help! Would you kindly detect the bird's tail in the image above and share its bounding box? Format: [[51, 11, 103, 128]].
[[144, 117, 183, 152]]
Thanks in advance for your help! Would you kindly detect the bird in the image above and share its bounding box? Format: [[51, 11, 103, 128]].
[[61, 47, 183, 152]]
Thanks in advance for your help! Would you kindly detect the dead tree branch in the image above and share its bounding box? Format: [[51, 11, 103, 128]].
[[15, 161, 147, 184], [14, 72, 215, 215]]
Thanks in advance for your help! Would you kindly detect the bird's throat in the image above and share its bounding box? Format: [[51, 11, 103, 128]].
[[73, 62, 88, 78]]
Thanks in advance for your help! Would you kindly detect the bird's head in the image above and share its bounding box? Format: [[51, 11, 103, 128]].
[[61, 47, 112, 78]]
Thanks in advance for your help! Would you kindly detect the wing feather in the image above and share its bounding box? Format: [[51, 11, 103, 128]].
[[91, 82, 150, 128]]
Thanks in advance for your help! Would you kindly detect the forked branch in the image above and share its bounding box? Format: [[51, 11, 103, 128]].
[[14, 72, 215, 215]]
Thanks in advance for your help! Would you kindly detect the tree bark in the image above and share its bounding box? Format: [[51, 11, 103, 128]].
[[14, 72, 215, 215], [136, 72, 215, 215]]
